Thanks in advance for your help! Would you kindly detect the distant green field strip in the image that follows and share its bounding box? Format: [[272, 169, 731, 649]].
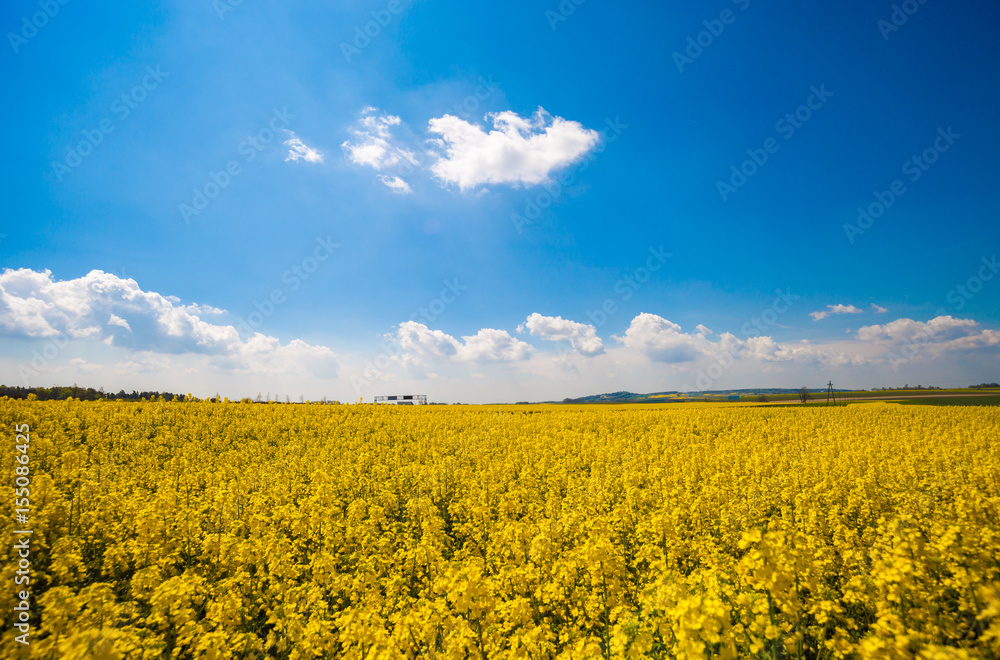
[[894, 396, 1000, 406]]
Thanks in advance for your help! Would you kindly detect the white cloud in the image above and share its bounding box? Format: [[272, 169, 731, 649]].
[[856, 316, 974, 343], [356, 313, 1000, 400], [461, 328, 534, 361], [379, 175, 412, 194], [342, 105, 601, 194], [810, 304, 864, 321], [739, 335, 795, 362], [517, 313, 603, 356], [427, 107, 601, 189], [871, 303, 889, 314], [342, 108, 417, 176], [184, 303, 225, 315], [0, 268, 340, 377], [614, 313, 863, 369], [107, 314, 131, 332], [615, 314, 715, 364], [856, 316, 1000, 357], [392, 321, 532, 363], [283, 130, 324, 164], [393, 321, 461, 360], [5, 269, 997, 402]]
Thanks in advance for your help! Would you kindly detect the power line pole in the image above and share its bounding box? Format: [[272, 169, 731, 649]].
[[827, 380, 837, 406]]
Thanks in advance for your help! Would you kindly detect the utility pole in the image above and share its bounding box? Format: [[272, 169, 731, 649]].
[[826, 381, 837, 406]]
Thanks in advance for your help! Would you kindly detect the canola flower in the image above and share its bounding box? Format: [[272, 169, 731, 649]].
[[1, 398, 998, 658]]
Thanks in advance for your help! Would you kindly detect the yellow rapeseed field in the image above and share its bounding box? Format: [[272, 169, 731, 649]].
[[2, 399, 999, 659]]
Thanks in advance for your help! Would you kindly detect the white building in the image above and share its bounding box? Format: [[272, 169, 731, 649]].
[[374, 395, 427, 405]]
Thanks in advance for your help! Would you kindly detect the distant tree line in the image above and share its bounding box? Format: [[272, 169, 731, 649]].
[[870, 384, 944, 391], [0, 385, 190, 401], [970, 382, 1000, 389], [0, 385, 352, 404]]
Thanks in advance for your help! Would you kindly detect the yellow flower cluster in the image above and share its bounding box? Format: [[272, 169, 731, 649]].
[[1, 399, 998, 658]]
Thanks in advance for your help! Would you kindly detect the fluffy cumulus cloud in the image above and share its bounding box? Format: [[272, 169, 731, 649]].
[[871, 303, 889, 314], [7, 269, 997, 400], [427, 108, 601, 189], [462, 328, 534, 361], [341, 108, 417, 192], [283, 130, 324, 164], [341, 105, 601, 193], [856, 316, 1000, 358], [0, 268, 339, 377], [615, 313, 864, 368], [517, 313, 603, 356], [615, 314, 718, 364], [614, 312, 1000, 373], [393, 322, 461, 360], [810, 304, 864, 321], [363, 310, 1000, 400], [392, 321, 532, 363]]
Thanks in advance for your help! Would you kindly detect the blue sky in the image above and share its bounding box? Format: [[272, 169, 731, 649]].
[[1, 0, 998, 402]]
